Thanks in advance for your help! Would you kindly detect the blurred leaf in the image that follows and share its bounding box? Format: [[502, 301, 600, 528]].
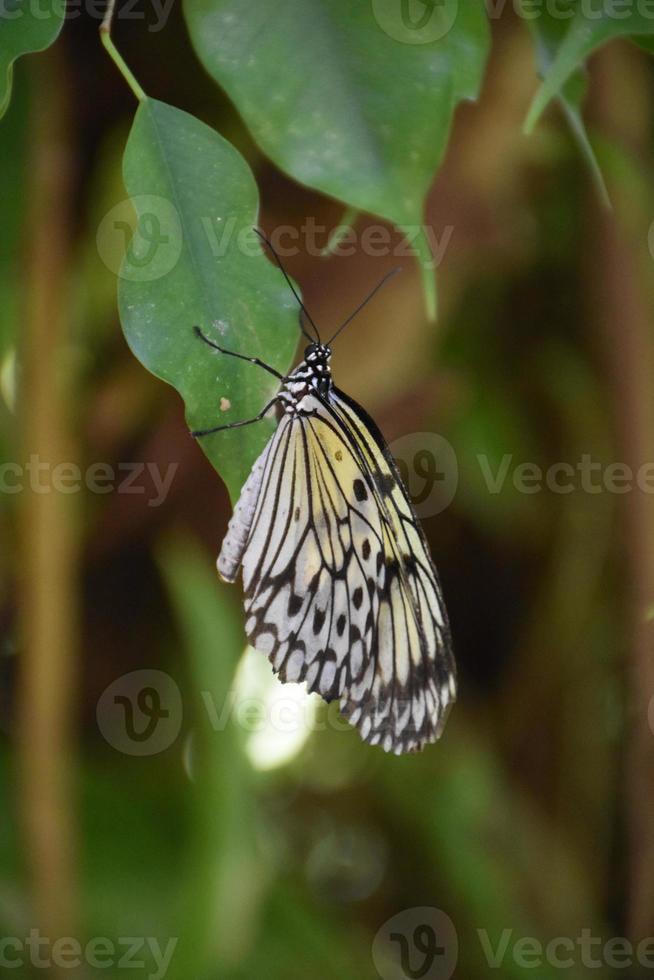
[[81, 760, 189, 963], [119, 98, 298, 502], [160, 537, 264, 976], [0, 0, 63, 118], [183, 0, 490, 317], [525, 1, 654, 133], [633, 33, 654, 53], [379, 734, 609, 980], [236, 880, 367, 980], [0, 64, 26, 379], [521, 2, 610, 207]]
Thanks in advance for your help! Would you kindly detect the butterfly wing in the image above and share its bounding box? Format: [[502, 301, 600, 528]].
[[219, 390, 455, 754], [327, 388, 455, 751]]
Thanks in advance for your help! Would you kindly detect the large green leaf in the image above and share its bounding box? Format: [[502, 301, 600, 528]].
[[183, 0, 490, 317], [119, 98, 299, 501], [520, 2, 609, 207], [0, 0, 64, 118], [525, 0, 654, 133]]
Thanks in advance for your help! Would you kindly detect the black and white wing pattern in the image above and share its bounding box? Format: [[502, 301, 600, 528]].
[[217, 379, 455, 755]]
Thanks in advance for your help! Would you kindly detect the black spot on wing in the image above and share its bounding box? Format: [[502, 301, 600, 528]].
[[313, 607, 326, 635], [287, 593, 303, 616], [353, 478, 368, 502]]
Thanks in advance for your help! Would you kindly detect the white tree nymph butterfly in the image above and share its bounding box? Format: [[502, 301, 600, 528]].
[[192, 233, 455, 754]]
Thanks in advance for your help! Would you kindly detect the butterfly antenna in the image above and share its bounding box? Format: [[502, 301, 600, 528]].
[[327, 267, 401, 346], [254, 228, 321, 343]]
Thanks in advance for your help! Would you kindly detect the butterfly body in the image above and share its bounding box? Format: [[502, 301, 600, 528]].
[[211, 341, 456, 755], [278, 343, 333, 412]]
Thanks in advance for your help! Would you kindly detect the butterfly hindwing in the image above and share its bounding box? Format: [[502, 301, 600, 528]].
[[327, 389, 456, 751]]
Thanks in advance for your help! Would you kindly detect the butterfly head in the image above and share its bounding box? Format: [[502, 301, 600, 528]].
[[304, 342, 331, 364]]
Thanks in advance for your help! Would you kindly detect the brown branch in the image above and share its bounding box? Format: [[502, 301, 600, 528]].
[[588, 45, 654, 939], [17, 48, 79, 953]]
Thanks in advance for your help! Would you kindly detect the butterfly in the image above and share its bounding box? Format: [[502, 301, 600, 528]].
[[192, 233, 455, 754]]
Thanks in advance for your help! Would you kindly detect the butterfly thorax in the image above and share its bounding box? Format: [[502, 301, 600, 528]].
[[279, 343, 332, 415]]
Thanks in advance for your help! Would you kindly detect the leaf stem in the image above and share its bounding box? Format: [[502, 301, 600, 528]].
[[411, 226, 438, 323], [100, 14, 147, 103], [321, 206, 359, 257], [559, 98, 611, 211]]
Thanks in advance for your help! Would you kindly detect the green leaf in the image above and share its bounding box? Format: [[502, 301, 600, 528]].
[[0, 66, 26, 356], [159, 537, 260, 976], [118, 98, 299, 502], [0, 0, 64, 118], [525, 0, 654, 134], [521, 2, 610, 207], [183, 0, 490, 317]]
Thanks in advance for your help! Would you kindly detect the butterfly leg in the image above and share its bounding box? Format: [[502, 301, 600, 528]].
[[190, 396, 279, 438], [194, 326, 286, 381]]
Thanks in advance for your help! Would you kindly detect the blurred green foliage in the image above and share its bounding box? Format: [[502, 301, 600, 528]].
[[1, 3, 654, 979], [0, 0, 63, 117]]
